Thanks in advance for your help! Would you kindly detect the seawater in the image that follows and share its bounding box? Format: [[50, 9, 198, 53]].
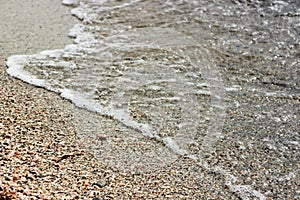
[[7, 0, 227, 169], [6, 0, 299, 199]]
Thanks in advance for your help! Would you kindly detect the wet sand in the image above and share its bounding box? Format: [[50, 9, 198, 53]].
[[1, 0, 298, 199], [0, 1, 237, 199]]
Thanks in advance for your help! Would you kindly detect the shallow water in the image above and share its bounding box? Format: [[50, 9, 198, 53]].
[[7, 0, 299, 199]]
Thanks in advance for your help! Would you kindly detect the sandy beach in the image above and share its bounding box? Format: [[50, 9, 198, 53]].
[[0, 1, 237, 199], [1, 0, 299, 199]]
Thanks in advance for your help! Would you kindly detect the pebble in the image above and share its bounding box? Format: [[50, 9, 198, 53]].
[[96, 134, 107, 141]]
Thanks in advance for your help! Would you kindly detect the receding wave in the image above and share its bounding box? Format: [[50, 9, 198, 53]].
[[6, 0, 299, 199]]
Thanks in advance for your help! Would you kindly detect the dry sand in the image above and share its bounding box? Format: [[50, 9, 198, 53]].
[[0, 1, 239, 199]]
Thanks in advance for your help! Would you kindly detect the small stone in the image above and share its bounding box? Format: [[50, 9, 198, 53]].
[[96, 134, 107, 141], [12, 175, 20, 181], [92, 179, 107, 188]]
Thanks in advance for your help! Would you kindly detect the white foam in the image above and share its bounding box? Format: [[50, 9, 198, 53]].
[[62, 0, 78, 6], [162, 137, 190, 156], [7, 55, 47, 89], [225, 85, 242, 92], [107, 105, 154, 138], [214, 166, 266, 200]]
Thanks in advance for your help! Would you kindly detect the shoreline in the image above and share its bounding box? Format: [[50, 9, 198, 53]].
[[0, 1, 236, 199], [3, 0, 298, 199]]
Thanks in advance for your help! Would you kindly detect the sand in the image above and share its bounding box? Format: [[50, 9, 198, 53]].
[[0, 1, 237, 199], [2, 0, 298, 199]]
